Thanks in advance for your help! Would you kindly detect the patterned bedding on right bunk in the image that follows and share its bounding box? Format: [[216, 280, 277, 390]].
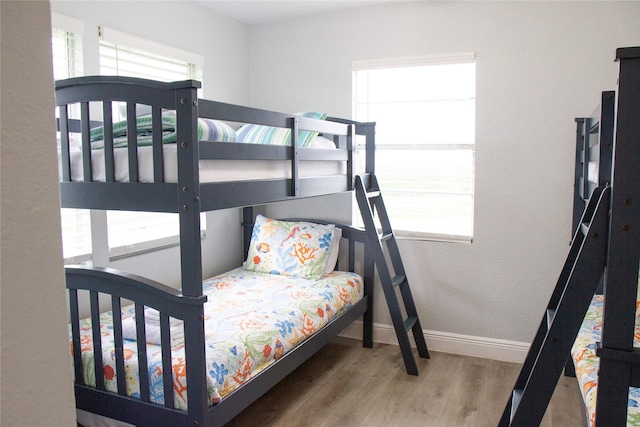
[[571, 275, 640, 426]]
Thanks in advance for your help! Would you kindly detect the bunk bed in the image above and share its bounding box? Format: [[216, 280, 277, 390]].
[[499, 46, 640, 427], [569, 48, 640, 426], [56, 76, 377, 427]]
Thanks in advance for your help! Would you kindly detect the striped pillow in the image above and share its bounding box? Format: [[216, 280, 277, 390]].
[[236, 112, 328, 147], [198, 118, 236, 142]]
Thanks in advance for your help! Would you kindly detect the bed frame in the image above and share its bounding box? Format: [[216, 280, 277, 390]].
[[571, 47, 640, 426], [573, 91, 615, 237], [57, 76, 377, 427], [499, 46, 640, 426]]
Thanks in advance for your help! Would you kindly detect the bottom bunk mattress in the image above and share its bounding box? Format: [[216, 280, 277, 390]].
[[72, 267, 363, 409], [571, 294, 640, 426]]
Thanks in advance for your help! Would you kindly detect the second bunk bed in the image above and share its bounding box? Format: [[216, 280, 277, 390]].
[[500, 46, 640, 426], [57, 76, 379, 427], [569, 47, 640, 426]]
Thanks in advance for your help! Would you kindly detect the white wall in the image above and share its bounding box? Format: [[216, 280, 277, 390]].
[[248, 1, 640, 354], [0, 1, 76, 425], [50, 0, 252, 283]]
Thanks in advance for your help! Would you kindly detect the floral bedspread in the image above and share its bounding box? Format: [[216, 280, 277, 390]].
[[571, 294, 640, 426], [72, 267, 363, 408]]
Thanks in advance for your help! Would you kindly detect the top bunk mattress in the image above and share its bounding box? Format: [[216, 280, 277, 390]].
[[65, 137, 351, 183]]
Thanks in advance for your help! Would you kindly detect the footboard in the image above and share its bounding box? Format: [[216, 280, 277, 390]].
[[66, 266, 208, 426]]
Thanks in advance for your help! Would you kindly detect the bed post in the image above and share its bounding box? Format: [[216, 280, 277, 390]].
[[242, 206, 254, 261], [594, 46, 640, 426], [174, 82, 209, 427]]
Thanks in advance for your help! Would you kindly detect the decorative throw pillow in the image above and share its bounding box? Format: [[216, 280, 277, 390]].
[[244, 215, 336, 280], [236, 112, 328, 147]]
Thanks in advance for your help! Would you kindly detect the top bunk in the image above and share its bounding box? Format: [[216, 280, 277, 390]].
[[55, 76, 376, 213], [573, 90, 615, 234]]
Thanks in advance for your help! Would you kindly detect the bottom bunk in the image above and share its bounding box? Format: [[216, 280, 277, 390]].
[[570, 274, 640, 426], [68, 216, 372, 427]]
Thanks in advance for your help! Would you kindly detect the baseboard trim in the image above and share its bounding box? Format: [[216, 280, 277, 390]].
[[340, 321, 529, 364]]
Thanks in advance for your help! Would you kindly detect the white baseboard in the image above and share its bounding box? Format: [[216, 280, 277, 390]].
[[339, 321, 529, 364]]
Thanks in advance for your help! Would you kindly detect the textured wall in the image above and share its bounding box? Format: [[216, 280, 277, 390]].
[[50, 0, 252, 283], [247, 1, 640, 348], [0, 1, 76, 424]]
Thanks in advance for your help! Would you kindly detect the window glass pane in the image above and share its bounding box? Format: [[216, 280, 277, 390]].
[[353, 59, 475, 240], [52, 26, 90, 261], [60, 208, 92, 260], [98, 30, 206, 254]]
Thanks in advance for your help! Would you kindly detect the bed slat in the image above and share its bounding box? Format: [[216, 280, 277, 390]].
[[69, 289, 84, 385], [290, 117, 299, 196], [103, 101, 115, 182], [90, 291, 104, 390], [152, 107, 164, 183], [135, 304, 150, 402], [347, 124, 355, 190], [127, 103, 139, 182], [160, 313, 174, 409], [59, 106, 71, 182], [111, 296, 127, 396], [81, 102, 92, 182]]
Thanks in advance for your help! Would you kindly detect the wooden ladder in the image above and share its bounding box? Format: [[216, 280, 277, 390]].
[[499, 185, 610, 426], [355, 174, 430, 375]]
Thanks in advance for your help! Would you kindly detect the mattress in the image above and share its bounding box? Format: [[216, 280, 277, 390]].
[[588, 161, 599, 184], [65, 136, 349, 183], [571, 292, 640, 426], [72, 267, 363, 408]]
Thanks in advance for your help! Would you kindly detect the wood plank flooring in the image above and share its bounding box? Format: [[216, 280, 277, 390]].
[[227, 337, 585, 427]]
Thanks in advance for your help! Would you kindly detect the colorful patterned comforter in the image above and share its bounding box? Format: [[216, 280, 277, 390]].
[[72, 267, 363, 409], [571, 294, 640, 426]]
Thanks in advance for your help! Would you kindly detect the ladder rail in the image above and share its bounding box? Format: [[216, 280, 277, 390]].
[[500, 186, 610, 426], [354, 174, 430, 376]]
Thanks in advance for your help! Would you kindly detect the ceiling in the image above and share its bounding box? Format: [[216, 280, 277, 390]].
[[197, 0, 398, 24]]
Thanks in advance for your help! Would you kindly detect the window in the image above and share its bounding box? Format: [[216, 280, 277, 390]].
[[352, 54, 475, 241], [52, 19, 207, 262], [52, 14, 91, 262], [98, 27, 203, 84], [98, 27, 206, 258]]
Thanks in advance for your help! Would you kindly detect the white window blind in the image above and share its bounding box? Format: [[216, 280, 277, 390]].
[[98, 27, 206, 257], [99, 26, 203, 84], [353, 54, 476, 241], [52, 15, 91, 262]]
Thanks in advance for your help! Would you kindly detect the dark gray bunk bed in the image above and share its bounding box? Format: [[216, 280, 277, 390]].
[[57, 76, 428, 427], [500, 46, 640, 426], [58, 76, 374, 427]]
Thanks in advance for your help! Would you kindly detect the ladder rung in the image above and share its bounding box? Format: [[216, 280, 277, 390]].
[[380, 232, 393, 242], [392, 275, 407, 289], [546, 308, 556, 328], [510, 389, 523, 421], [404, 316, 418, 332], [367, 190, 381, 199], [580, 222, 589, 236]]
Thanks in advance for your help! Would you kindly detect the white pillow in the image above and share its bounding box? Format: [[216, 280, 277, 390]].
[[308, 135, 337, 149], [323, 227, 342, 274]]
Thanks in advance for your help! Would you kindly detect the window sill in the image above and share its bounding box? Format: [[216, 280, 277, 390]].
[[394, 230, 473, 243], [109, 231, 207, 261]]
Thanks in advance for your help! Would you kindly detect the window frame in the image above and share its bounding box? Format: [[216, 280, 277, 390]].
[[53, 17, 208, 264], [352, 53, 476, 243], [52, 14, 92, 264], [97, 26, 206, 261]]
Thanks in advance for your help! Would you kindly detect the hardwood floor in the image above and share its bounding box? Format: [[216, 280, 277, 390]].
[[227, 337, 585, 427]]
